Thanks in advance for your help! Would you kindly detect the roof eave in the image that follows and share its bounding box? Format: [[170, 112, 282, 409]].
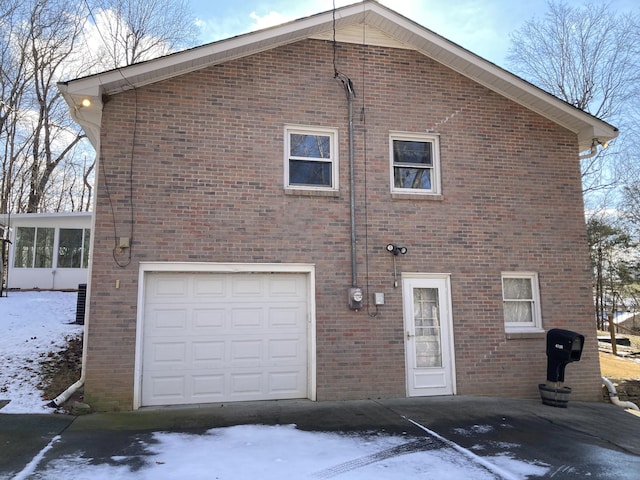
[[59, 0, 618, 153]]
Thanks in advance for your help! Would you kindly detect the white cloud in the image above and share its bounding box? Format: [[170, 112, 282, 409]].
[[248, 11, 293, 30]]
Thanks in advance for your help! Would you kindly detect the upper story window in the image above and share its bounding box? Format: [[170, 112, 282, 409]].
[[285, 125, 338, 192], [390, 132, 440, 195], [502, 272, 543, 333]]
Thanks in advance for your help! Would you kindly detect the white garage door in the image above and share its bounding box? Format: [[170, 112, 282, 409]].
[[142, 272, 308, 407]]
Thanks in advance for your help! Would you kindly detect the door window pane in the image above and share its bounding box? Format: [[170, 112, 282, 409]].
[[413, 287, 442, 368]]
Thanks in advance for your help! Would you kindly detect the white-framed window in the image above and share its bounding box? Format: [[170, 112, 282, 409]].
[[285, 125, 338, 191], [57, 228, 91, 268], [390, 132, 440, 194], [502, 272, 543, 333], [13, 227, 54, 268]]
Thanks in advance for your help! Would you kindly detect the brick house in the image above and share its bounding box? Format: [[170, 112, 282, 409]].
[[59, 1, 617, 411]]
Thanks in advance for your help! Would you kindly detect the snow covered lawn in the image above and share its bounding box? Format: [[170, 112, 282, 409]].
[[0, 291, 82, 413]]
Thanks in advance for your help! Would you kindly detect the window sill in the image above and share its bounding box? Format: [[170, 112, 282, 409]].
[[505, 330, 546, 340], [391, 192, 443, 201], [284, 188, 340, 198]]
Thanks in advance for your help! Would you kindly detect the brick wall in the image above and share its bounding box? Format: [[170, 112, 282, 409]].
[[85, 39, 600, 411]]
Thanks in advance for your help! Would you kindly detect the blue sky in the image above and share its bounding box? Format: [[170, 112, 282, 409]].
[[189, 0, 639, 67]]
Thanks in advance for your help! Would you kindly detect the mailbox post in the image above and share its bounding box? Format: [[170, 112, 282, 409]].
[[538, 328, 585, 408]]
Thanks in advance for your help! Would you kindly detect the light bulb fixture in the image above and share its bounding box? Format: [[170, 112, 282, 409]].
[[385, 243, 408, 288], [80, 98, 92, 108], [386, 243, 407, 256]]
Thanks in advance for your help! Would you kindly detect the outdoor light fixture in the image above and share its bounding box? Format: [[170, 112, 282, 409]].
[[386, 243, 407, 256], [385, 243, 407, 288], [80, 98, 91, 108]]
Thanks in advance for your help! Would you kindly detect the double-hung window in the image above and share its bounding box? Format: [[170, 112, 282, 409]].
[[285, 126, 338, 191], [502, 272, 543, 333], [390, 132, 440, 195]]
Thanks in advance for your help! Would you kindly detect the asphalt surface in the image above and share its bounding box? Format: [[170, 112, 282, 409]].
[[1, 396, 639, 479]]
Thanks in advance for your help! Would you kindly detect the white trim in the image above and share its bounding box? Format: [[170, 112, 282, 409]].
[[389, 131, 441, 195], [59, 1, 617, 153], [501, 271, 544, 333], [284, 125, 339, 192], [133, 262, 316, 409]]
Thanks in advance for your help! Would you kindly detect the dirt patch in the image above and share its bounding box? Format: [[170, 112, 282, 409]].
[[38, 333, 84, 413]]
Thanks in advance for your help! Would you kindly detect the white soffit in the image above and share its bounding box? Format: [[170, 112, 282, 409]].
[[59, 0, 617, 152]]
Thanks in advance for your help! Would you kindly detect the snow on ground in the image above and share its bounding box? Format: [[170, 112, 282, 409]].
[[0, 291, 82, 413], [22, 424, 549, 480], [2, 291, 550, 479]]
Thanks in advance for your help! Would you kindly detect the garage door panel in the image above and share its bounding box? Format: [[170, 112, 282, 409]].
[[268, 306, 305, 328], [192, 340, 225, 365], [232, 276, 264, 297], [269, 338, 304, 362], [231, 308, 264, 328], [147, 375, 186, 401], [153, 276, 189, 297], [192, 375, 225, 398], [231, 373, 263, 395], [193, 276, 226, 296], [142, 272, 309, 407], [150, 308, 188, 331], [231, 339, 263, 363], [192, 308, 226, 329], [269, 277, 305, 296], [269, 371, 304, 393], [149, 341, 187, 365]]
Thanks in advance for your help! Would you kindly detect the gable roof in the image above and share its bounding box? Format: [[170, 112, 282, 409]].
[[59, 0, 617, 152]]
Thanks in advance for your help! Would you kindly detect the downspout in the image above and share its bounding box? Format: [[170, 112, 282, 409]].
[[47, 284, 91, 409], [47, 377, 84, 408], [602, 376, 639, 411], [47, 298, 88, 407]]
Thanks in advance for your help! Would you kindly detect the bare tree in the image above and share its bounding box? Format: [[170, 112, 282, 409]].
[[0, 0, 198, 214], [24, 0, 92, 212], [507, 1, 640, 197], [0, 1, 34, 214], [90, 0, 199, 69]]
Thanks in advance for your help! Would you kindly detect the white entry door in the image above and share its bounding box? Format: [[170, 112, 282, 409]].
[[402, 275, 455, 396]]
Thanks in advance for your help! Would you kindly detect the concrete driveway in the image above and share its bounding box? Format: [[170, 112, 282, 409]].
[[2, 396, 639, 479]]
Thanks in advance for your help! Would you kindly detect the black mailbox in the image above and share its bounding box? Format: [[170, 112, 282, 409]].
[[546, 328, 584, 383]]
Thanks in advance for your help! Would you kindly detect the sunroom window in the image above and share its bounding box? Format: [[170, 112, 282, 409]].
[[13, 227, 55, 268]]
